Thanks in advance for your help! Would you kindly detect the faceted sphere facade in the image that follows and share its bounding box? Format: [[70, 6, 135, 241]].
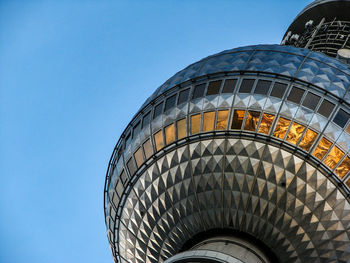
[[104, 45, 350, 263]]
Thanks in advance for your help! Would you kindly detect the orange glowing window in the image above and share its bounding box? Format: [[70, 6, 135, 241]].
[[273, 117, 291, 139], [335, 156, 350, 178], [258, 113, 275, 134], [286, 122, 306, 145], [202, 111, 215, 132], [313, 137, 332, 160], [346, 178, 350, 188], [191, 114, 201, 135], [165, 123, 175, 145], [216, 110, 229, 130], [244, 111, 261, 131], [134, 148, 144, 168], [299, 129, 317, 151], [231, 110, 245, 129], [154, 130, 164, 151], [177, 118, 187, 140], [324, 146, 344, 170]]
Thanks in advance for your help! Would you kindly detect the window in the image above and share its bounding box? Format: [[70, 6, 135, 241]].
[[153, 102, 163, 119], [127, 158, 136, 175], [317, 99, 334, 118], [154, 130, 164, 151], [258, 113, 275, 134], [335, 156, 350, 178], [270, 82, 287, 98], [222, 79, 237, 93], [273, 117, 291, 139], [165, 124, 175, 145], [302, 92, 320, 110], [299, 129, 317, 151], [244, 111, 261, 131], [231, 110, 245, 129], [178, 89, 190, 104], [287, 87, 304, 104], [216, 110, 229, 130], [192, 83, 206, 99], [324, 146, 344, 169], [142, 111, 151, 128], [177, 118, 187, 139], [313, 137, 332, 160], [125, 133, 131, 149], [286, 122, 305, 145], [239, 79, 255, 93], [333, 109, 350, 128], [254, 80, 271, 95], [134, 148, 144, 168], [206, 80, 222, 95], [165, 94, 177, 112], [142, 139, 153, 159], [202, 111, 215, 132], [191, 114, 201, 135], [133, 121, 141, 138]]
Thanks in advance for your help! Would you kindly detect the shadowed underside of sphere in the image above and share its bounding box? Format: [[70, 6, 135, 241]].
[[104, 44, 350, 263]]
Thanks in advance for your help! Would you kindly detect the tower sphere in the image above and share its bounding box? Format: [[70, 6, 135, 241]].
[[104, 1, 350, 263]]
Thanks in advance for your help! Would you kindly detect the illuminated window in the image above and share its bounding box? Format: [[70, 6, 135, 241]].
[[244, 111, 261, 131], [287, 87, 304, 104], [216, 110, 229, 130], [165, 94, 177, 112], [192, 83, 206, 99], [254, 80, 271, 95], [299, 129, 318, 151], [153, 102, 163, 119], [336, 156, 350, 178], [239, 79, 255, 93], [134, 148, 144, 168], [178, 89, 190, 104], [258, 113, 274, 134], [286, 122, 305, 145], [177, 118, 187, 139], [165, 123, 175, 145], [324, 146, 344, 170], [270, 82, 287, 98], [317, 99, 334, 118], [203, 111, 215, 132], [222, 79, 237, 93], [333, 109, 350, 128], [273, 117, 291, 139], [302, 92, 320, 110], [346, 123, 350, 135], [206, 80, 222, 95], [231, 110, 245, 129], [154, 130, 164, 151], [346, 178, 350, 188], [143, 139, 153, 159], [313, 137, 332, 160], [191, 114, 201, 135]]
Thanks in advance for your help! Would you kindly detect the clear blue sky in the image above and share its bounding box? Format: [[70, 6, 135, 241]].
[[0, 1, 311, 262]]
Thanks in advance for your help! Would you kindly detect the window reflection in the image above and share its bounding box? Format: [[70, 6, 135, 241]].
[[231, 110, 245, 129], [244, 111, 260, 131], [143, 139, 153, 159], [134, 148, 144, 168], [177, 118, 187, 139], [258, 113, 274, 134], [335, 156, 350, 178], [216, 110, 229, 130], [273, 117, 291, 139], [203, 111, 215, 132], [154, 130, 164, 151], [324, 146, 344, 169], [286, 122, 305, 145], [165, 124, 175, 145], [191, 114, 201, 135], [313, 137, 332, 160], [299, 129, 317, 151]]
